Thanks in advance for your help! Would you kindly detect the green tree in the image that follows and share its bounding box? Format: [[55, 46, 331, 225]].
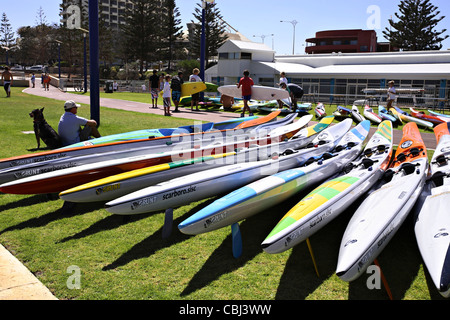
[[121, 0, 158, 76], [190, 1, 227, 66], [159, 0, 183, 71], [383, 0, 449, 51], [0, 12, 15, 48]]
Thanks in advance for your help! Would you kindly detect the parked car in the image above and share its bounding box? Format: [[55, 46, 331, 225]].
[[27, 65, 44, 72]]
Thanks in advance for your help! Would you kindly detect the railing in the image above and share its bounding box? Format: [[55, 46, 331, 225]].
[[299, 84, 449, 110]]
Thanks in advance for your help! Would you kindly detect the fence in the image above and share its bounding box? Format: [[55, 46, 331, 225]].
[[299, 84, 449, 111], [58, 78, 450, 111]]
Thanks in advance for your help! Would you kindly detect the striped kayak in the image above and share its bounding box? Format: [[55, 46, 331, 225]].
[[0, 111, 281, 171], [178, 121, 369, 236], [262, 120, 393, 254], [378, 105, 397, 123], [58, 114, 310, 205], [0, 112, 297, 185], [104, 119, 353, 215], [0, 115, 313, 194], [414, 122, 450, 298], [392, 106, 433, 128], [363, 106, 382, 124], [410, 108, 445, 126], [62, 122, 216, 149], [336, 122, 428, 282], [59, 116, 331, 204], [428, 110, 450, 119]]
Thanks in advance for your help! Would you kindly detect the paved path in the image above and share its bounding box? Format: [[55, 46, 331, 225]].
[[1, 84, 440, 300]]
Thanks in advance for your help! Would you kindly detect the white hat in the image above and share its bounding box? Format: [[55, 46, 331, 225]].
[[64, 100, 81, 110]]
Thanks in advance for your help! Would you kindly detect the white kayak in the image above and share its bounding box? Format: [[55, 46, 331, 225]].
[[414, 122, 450, 298], [58, 116, 317, 204], [392, 107, 434, 129], [0, 115, 315, 195], [315, 103, 327, 119], [262, 120, 391, 254], [178, 121, 369, 236], [336, 122, 428, 282], [363, 105, 382, 124], [351, 105, 366, 124], [104, 119, 354, 215]]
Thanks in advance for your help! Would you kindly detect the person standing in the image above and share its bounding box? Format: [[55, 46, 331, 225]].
[[31, 73, 36, 88], [387, 80, 396, 111], [162, 75, 172, 116], [189, 68, 202, 111], [171, 71, 184, 112], [43, 72, 50, 91], [1, 66, 13, 97], [149, 70, 160, 109], [237, 70, 254, 117]]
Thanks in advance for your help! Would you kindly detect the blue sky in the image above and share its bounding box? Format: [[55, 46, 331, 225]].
[[2, 0, 450, 55]]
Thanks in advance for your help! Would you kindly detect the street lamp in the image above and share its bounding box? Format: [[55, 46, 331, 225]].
[[78, 27, 89, 94], [253, 34, 274, 44], [281, 20, 298, 55], [55, 40, 63, 79], [1, 45, 15, 66]]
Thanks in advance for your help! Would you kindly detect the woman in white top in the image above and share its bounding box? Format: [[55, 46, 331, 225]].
[[189, 68, 202, 111], [387, 80, 396, 111]]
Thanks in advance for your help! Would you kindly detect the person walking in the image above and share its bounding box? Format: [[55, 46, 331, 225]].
[[387, 80, 396, 111], [237, 70, 254, 117], [1, 66, 13, 97]]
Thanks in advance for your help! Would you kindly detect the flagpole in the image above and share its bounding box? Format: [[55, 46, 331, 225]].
[[200, 0, 208, 101]]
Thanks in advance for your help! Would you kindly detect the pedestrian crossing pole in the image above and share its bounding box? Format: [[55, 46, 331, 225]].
[[89, 0, 100, 127]]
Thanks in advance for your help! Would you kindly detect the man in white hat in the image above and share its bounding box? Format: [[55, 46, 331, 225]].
[[58, 100, 101, 146]]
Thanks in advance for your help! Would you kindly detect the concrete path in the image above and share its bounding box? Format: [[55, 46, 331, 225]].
[[1, 84, 440, 300]]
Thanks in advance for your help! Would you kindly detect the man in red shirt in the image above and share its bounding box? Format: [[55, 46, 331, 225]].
[[237, 70, 254, 117]]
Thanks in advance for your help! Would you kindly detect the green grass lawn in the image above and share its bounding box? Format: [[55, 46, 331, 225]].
[[0, 87, 445, 301]]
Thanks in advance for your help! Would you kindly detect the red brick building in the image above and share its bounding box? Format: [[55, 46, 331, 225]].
[[305, 29, 378, 54]]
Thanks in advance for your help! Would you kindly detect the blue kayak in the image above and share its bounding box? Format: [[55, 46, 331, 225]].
[[61, 116, 258, 149]]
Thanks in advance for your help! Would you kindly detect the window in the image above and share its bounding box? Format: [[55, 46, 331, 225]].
[[241, 52, 252, 60], [219, 53, 228, 60], [360, 46, 369, 52]]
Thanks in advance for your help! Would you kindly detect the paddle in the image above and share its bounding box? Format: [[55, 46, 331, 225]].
[[162, 208, 173, 239], [231, 223, 243, 258]]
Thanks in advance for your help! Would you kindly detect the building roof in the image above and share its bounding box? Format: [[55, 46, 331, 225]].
[[218, 40, 274, 53]]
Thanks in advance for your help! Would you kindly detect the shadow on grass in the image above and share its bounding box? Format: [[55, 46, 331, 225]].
[[274, 205, 355, 299], [101, 198, 219, 271], [180, 196, 300, 297], [0, 200, 103, 235], [0, 194, 55, 213], [57, 211, 154, 243]]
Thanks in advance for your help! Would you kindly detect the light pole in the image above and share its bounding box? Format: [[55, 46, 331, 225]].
[[252, 34, 274, 45], [281, 20, 298, 55], [78, 27, 89, 94], [1, 46, 12, 66], [55, 40, 63, 79]]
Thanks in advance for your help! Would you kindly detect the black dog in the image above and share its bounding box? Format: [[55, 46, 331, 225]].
[[29, 107, 62, 149]]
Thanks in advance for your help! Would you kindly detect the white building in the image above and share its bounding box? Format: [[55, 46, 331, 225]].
[[206, 39, 450, 107]]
